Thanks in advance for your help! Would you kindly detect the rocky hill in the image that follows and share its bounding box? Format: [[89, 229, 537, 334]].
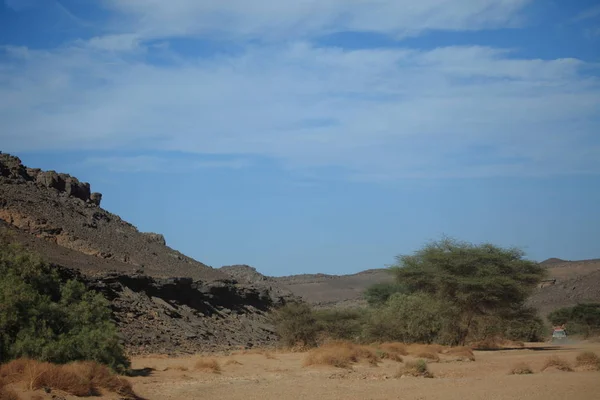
[[271, 269, 393, 308], [0, 152, 296, 355], [527, 258, 600, 316]]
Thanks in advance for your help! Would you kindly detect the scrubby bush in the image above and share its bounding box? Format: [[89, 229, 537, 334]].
[[271, 302, 320, 348], [541, 356, 573, 372], [364, 293, 456, 344], [396, 359, 433, 378], [313, 308, 366, 341], [0, 231, 129, 372], [363, 282, 407, 307], [509, 362, 533, 375], [303, 341, 379, 368], [194, 358, 221, 374]]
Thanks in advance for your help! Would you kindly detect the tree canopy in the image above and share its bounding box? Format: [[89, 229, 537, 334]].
[[389, 237, 546, 344]]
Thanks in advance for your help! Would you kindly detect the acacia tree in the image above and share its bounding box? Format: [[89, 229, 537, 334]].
[[390, 237, 546, 345]]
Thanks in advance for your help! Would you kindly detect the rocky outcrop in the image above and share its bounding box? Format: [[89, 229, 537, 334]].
[[90, 192, 102, 206], [0, 152, 225, 281], [0, 153, 31, 181], [53, 266, 282, 354], [0, 152, 101, 205], [220, 265, 300, 304], [143, 232, 166, 246], [0, 153, 297, 354]]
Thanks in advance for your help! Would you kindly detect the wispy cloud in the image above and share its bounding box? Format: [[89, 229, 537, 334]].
[[2, 39, 598, 179], [1, 0, 599, 180], [99, 0, 533, 40], [572, 4, 600, 22], [84, 155, 252, 173]]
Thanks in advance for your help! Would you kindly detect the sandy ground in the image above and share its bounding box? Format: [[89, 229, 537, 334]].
[[121, 342, 600, 400]]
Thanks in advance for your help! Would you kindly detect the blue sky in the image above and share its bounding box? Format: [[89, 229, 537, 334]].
[[1, 0, 599, 276]]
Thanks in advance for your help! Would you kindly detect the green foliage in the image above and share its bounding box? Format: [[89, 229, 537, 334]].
[[313, 308, 366, 341], [0, 231, 129, 371], [273, 237, 547, 348], [548, 303, 600, 338], [271, 302, 320, 347], [364, 293, 458, 344], [363, 282, 407, 307], [389, 237, 546, 344]]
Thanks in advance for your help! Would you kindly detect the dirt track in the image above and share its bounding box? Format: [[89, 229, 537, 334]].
[[124, 342, 600, 400]]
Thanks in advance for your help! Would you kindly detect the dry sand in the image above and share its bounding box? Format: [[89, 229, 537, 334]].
[[122, 342, 600, 400]]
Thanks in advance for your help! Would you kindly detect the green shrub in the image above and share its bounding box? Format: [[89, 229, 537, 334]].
[[0, 232, 129, 372], [363, 282, 407, 307], [364, 293, 457, 344], [313, 308, 366, 341], [271, 302, 320, 348]]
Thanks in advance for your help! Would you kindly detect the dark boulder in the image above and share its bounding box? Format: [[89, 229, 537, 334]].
[[90, 192, 102, 206], [64, 177, 91, 201]]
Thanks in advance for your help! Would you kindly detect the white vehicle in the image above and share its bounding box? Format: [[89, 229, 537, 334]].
[[551, 326, 567, 343]]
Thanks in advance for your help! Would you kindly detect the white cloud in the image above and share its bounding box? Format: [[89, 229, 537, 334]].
[[99, 0, 532, 39], [1, 40, 599, 179], [1, 0, 599, 180]]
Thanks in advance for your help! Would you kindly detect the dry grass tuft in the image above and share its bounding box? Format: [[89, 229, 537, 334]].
[[30, 363, 92, 396], [416, 352, 440, 362], [194, 358, 222, 374], [0, 377, 21, 400], [541, 356, 573, 372], [71, 361, 138, 399], [224, 359, 243, 366], [0, 359, 28, 385], [375, 350, 403, 362], [407, 344, 445, 356], [396, 360, 433, 378], [509, 362, 534, 375], [443, 346, 475, 361], [575, 351, 600, 371], [0, 359, 139, 399], [379, 343, 408, 356], [0, 387, 21, 400], [304, 341, 380, 369]]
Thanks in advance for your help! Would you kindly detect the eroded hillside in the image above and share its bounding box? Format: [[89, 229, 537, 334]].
[[0, 153, 295, 354]]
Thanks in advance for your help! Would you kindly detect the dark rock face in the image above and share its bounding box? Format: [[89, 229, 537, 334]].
[[47, 262, 282, 355]]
